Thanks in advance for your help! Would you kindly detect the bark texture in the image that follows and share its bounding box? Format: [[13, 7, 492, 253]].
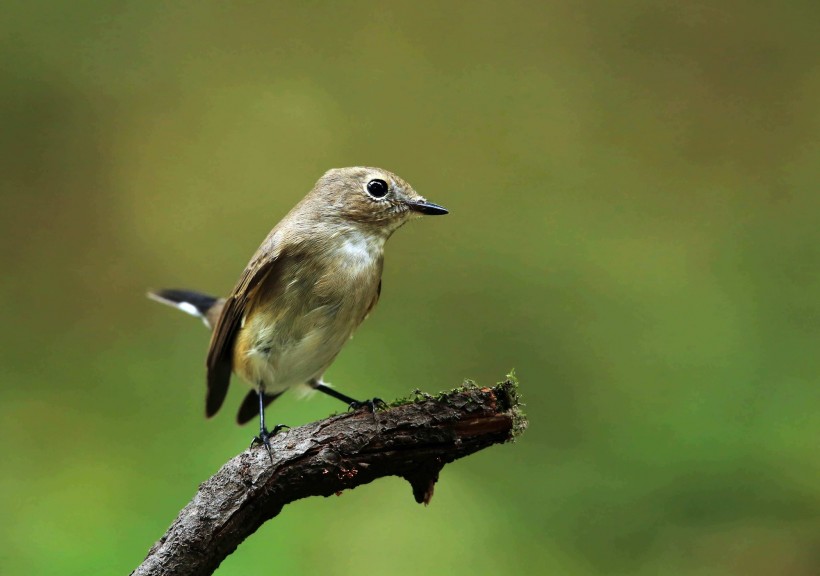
[[132, 379, 526, 576]]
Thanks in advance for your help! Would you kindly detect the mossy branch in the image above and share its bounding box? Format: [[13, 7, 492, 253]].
[[131, 377, 526, 576]]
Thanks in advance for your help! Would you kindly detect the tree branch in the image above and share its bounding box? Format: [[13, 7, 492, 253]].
[[132, 378, 526, 576]]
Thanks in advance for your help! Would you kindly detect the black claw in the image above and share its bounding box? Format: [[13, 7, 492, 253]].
[[348, 397, 387, 412], [271, 424, 290, 434], [250, 431, 273, 461], [250, 424, 289, 462], [250, 431, 272, 448]]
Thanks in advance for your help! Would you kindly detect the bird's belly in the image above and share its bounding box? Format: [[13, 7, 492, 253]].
[[233, 232, 383, 393], [234, 287, 376, 393], [243, 320, 350, 393]]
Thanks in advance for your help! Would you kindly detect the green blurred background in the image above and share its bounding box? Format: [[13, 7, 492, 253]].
[[2, 1, 819, 574]]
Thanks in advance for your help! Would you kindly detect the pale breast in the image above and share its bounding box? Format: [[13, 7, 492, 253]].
[[235, 230, 384, 393], [338, 234, 379, 274]]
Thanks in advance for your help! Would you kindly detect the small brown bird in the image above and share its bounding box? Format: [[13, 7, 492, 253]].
[[149, 167, 447, 450]]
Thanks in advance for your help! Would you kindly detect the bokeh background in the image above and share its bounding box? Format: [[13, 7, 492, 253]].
[[2, 1, 819, 574]]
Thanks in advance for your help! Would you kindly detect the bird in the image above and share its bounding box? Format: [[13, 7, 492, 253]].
[[148, 167, 448, 452]]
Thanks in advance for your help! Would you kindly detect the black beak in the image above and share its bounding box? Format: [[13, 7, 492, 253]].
[[407, 200, 448, 215]]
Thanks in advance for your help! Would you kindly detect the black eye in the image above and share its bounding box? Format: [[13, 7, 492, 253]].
[[366, 179, 389, 199]]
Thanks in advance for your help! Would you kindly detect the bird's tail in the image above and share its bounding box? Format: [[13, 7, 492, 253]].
[[147, 289, 224, 330]]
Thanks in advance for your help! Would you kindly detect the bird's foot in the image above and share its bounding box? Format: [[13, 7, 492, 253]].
[[250, 424, 290, 461], [348, 398, 387, 413]]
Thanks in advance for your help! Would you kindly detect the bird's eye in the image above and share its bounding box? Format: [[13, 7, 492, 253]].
[[366, 179, 389, 199]]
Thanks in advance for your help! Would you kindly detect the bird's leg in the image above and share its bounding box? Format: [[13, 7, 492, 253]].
[[250, 387, 289, 460], [310, 379, 386, 412]]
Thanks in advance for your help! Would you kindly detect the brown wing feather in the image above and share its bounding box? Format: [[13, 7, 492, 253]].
[[361, 278, 382, 324], [205, 238, 283, 417]]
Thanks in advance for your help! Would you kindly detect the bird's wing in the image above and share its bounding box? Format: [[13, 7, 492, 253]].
[[361, 278, 382, 324], [205, 237, 283, 417]]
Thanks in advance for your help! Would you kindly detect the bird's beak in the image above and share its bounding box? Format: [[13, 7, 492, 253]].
[[406, 199, 449, 216]]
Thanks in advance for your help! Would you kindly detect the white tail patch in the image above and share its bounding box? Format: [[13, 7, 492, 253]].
[[147, 291, 211, 328], [176, 302, 202, 317]]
